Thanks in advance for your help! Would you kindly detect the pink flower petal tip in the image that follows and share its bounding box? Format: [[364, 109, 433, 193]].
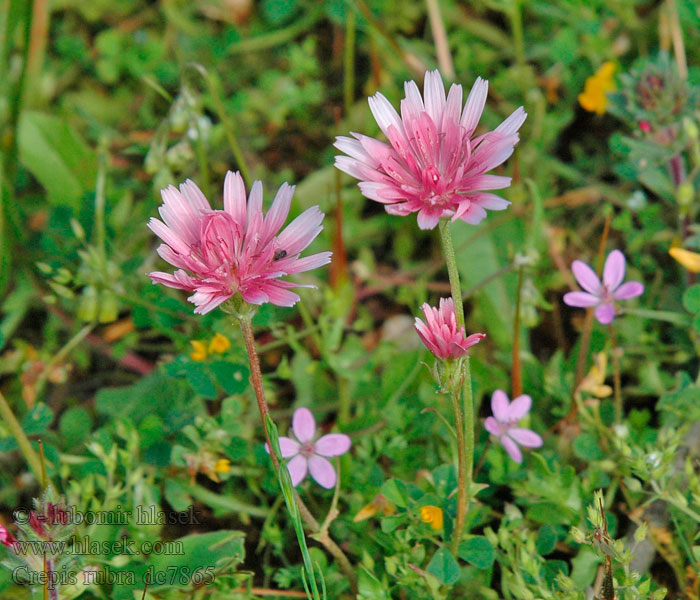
[[334, 70, 526, 229], [265, 407, 351, 489], [414, 297, 485, 359], [148, 171, 332, 314], [563, 249, 644, 324]]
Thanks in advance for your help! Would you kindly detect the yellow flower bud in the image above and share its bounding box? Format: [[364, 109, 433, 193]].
[[208, 333, 231, 354], [214, 458, 231, 474], [670, 247, 700, 273], [420, 505, 444, 530], [189, 340, 208, 362]]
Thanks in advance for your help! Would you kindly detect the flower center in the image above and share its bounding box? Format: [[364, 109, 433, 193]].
[[300, 442, 315, 457]]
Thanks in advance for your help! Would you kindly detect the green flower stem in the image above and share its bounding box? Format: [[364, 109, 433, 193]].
[[438, 219, 473, 554], [0, 391, 45, 484], [238, 316, 357, 592], [438, 219, 465, 328], [448, 364, 467, 555]]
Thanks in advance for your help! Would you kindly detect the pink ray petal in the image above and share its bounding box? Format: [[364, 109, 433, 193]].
[[506, 394, 532, 420], [286, 454, 308, 487], [571, 260, 602, 295], [594, 303, 616, 324], [614, 281, 644, 300], [292, 407, 316, 443], [563, 291, 600, 308], [508, 428, 543, 448], [484, 416, 501, 436], [308, 455, 337, 489], [314, 434, 351, 457], [603, 249, 626, 291], [491, 390, 510, 421], [501, 435, 523, 463]]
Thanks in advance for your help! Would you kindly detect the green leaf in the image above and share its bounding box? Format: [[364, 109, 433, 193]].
[[427, 547, 460, 585], [458, 536, 496, 569], [18, 111, 96, 207], [261, 0, 298, 25], [683, 285, 700, 313], [147, 530, 245, 589], [209, 360, 249, 394], [183, 362, 217, 398], [526, 501, 575, 525], [536, 525, 558, 556], [452, 218, 523, 348], [572, 433, 603, 461], [381, 479, 410, 509], [59, 407, 92, 444], [22, 403, 54, 435], [357, 567, 390, 600]]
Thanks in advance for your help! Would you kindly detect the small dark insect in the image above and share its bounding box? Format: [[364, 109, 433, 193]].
[[273, 250, 287, 260]]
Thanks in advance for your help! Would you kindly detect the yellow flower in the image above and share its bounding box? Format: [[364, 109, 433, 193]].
[[353, 495, 396, 522], [578, 62, 616, 115], [208, 333, 231, 354], [214, 458, 231, 474], [189, 340, 208, 362], [577, 352, 613, 399], [420, 505, 444, 530], [670, 247, 700, 273]]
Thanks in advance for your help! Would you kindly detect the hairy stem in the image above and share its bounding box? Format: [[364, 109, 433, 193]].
[[438, 219, 465, 327], [438, 219, 473, 554], [238, 317, 357, 591]]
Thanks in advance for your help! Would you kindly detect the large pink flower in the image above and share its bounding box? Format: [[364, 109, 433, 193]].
[[563, 249, 644, 325], [414, 298, 485, 359], [334, 70, 526, 230], [148, 171, 332, 314], [266, 408, 351, 489], [484, 390, 543, 464]]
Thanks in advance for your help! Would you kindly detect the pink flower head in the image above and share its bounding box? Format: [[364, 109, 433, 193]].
[[485, 390, 543, 463], [563, 249, 644, 325], [148, 171, 332, 314], [0, 524, 16, 549], [334, 70, 526, 230], [265, 408, 351, 489], [414, 298, 485, 359]]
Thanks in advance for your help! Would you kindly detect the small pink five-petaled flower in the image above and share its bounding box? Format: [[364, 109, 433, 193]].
[[266, 408, 351, 489], [414, 298, 485, 359], [563, 249, 644, 325], [485, 390, 543, 464]]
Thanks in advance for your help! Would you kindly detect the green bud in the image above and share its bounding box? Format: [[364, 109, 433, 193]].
[[98, 290, 119, 323], [684, 117, 699, 140], [633, 522, 647, 543], [78, 285, 98, 322], [677, 182, 694, 207], [70, 218, 86, 240], [570, 527, 586, 544]]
